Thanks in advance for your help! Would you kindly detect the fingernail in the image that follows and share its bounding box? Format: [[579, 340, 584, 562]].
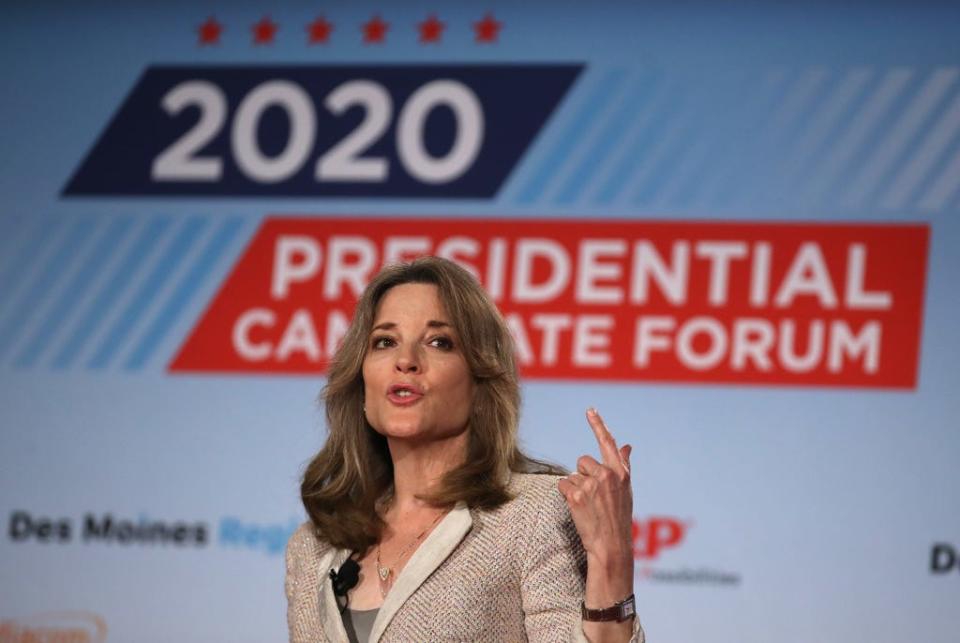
[[625, 444, 632, 458], [587, 407, 598, 416]]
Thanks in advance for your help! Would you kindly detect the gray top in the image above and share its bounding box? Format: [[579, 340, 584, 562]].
[[343, 607, 379, 643]]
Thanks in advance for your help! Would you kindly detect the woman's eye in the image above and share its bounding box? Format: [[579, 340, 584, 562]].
[[372, 336, 395, 350], [428, 336, 454, 350]]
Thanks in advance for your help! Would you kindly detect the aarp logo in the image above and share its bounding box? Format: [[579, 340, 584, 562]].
[[633, 516, 689, 560]]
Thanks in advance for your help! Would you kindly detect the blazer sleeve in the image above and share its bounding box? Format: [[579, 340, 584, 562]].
[[519, 480, 645, 643], [285, 523, 306, 641], [285, 522, 326, 643]]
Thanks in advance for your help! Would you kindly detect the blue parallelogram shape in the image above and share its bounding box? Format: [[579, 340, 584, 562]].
[[51, 217, 173, 369], [124, 217, 245, 371], [0, 221, 60, 317], [0, 221, 95, 362], [553, 75, 659, 205], [514, 69, 625, 205], [87, 216, 208, 369], [13, 218, 135, 368], [593, 83, 681, 205]]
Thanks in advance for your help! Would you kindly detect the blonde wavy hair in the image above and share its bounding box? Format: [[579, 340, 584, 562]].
[[300, 256, 561, 552]]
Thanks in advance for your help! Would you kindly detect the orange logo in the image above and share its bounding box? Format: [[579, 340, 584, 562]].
[[0, 611, 107, 643], [633, 517, 688, 560]]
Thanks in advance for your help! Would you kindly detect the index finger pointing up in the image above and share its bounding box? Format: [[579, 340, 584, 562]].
[[586, 407, 622, 469]]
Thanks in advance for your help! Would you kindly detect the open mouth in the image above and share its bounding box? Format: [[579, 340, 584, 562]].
[[387, 383, 424, 404]]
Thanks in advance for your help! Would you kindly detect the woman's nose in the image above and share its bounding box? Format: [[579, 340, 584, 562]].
[[395, 348, 420, 373]]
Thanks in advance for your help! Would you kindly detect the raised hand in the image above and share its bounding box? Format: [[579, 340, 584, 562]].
[[558, 408, 634, 562], [558, 407, 635, 628]]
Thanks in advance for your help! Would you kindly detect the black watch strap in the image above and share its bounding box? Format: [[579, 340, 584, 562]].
[[581, 593, 636, 622]]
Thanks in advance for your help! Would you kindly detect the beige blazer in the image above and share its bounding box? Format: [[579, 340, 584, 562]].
[[285, 473, 645, 642]]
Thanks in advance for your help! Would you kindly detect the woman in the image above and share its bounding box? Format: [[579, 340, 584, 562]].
[[286, 257, 644, 642]]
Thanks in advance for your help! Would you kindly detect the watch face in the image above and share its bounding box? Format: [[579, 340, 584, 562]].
[[623, 602, 636, 617]]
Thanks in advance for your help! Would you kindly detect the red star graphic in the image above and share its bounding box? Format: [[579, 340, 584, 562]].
[[307, 16, 333, 44], [473, 13, 502, 43], [418, 14, 445, 43], [252, 16, 278, 45], [362, 15, 389, 44], [197, 16, 223, 46]]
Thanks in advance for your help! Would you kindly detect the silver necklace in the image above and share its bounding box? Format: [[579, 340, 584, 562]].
[[375, 510, 446, 597]]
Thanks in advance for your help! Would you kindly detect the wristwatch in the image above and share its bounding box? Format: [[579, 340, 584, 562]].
[[581, 593, 636, 622]]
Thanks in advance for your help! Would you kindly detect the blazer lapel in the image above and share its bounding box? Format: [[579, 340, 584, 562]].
[[317, 546, 352, 643], [369, 504, 473, 642]]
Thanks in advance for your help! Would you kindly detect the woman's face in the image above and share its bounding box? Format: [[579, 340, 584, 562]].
[[362, 282, 474, 443]]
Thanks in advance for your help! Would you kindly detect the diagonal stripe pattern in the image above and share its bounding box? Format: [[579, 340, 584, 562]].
[[0, 215, 248, 373], [86, 217, 210, 369], [506, 64, 960, 213], [0, 221, 96, 361], [12, 218, 136, 368], [124, 217, 246, 370]]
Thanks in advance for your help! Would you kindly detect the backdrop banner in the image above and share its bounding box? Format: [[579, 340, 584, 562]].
[[1, 2, 958, 642]]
